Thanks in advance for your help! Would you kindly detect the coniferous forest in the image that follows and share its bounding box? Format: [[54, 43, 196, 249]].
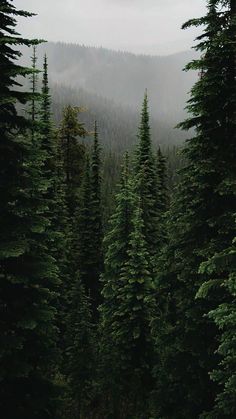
[[0, 0, 236, 418]]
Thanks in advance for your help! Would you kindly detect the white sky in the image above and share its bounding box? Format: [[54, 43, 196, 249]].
[[16, 0, 207, 55]]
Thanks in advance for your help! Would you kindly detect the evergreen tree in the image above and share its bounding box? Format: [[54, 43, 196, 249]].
[[59, 105, 88, 216], [29, 45, 40, 138], [135, 92, 162, 264], [154, 1, 236, 417], [198, 240, 236, 418], [64, 275, 95, 419], [112, 201, 155, 418], [0, 2, 59, 417], [99, 157, 156, 417], [99, 154, 134, 414], [71, 157, 93, 291], [90, 121, 103, 307]]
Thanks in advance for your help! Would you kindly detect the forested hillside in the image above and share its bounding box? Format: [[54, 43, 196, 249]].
[[21, 42, 196, 122], [19, 42, 197, 150], [1, 1, 236, 419]]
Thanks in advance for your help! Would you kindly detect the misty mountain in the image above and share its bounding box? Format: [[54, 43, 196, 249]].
[[20, 42, 197, 150], [21, 42, 197, 121]]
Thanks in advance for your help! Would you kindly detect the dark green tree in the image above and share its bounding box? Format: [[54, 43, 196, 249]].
[[154, 1, 236, 417], [0, 2, 59, 417], [135, 92, 162, 266], [111, 201, 155, 418], [59, 105, 88, 216], [198, 240, 236, 418], [89, 121, 103, 307], [99, 154, 134, 414], [73, 123, 103, 313], [99, 157, 156, 417], [64, 275, 95, 419]]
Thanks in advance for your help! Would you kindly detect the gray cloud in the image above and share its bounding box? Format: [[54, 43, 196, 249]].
[[16, 0, 206, 55]]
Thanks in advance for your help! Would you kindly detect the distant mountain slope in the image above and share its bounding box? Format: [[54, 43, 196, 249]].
[[20, 42, 197, 125], [50, 83, 186, 151]]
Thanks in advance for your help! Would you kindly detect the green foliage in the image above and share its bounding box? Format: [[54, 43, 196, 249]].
[[199, 242, 236, 418], [64, 276, 96, 419], [59, 105, 89, 215], [0, 2, 59, 416], [153, 1, 236, 418], [99, 153, 156, 418], [135, 92, 164, 266]]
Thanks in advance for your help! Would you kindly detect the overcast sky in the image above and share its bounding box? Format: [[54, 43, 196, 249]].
[[16, 0, 206, 55]]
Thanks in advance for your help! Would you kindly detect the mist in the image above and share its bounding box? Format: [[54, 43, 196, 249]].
[[17, 0, 206, 55]]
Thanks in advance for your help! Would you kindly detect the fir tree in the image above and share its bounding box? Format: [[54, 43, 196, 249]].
[[0, 2, 59, 417], [112, 202, 156, 418], [99, 158, 155, 417], [135, 92, 162, 264], [90, 121, 103, 306], [154, 1, 236, 417], [99, 154, 134, 414], [59, 105, 88, 216], [64, 276, 95, 419], [198, 240, 236, 418]]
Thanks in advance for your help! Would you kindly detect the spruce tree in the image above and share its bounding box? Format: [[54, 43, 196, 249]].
[[154, 1, 236, 417], [198, 240, 236, 418], [0, 2, 59, 417], [71, 156, 93, 291], [72, 123, 103, 313], [99, 154, 134, 414], [64, 276, 95, 419], [135, 92, 162, 264], [90, 121, 103, 307], [59, 105, 88, 216], [112, 202, 156, 418], [99, 158, 156, 417]]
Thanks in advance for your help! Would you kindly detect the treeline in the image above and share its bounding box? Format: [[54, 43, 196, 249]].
[[1, 1, 236, 419], [19, 41, 196, 125]]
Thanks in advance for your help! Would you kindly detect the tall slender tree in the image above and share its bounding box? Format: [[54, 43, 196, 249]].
[[135, 92, 162, 266], [99, 154, 134, 414], [99, 155, 156, 417], [59, 105, 88, 216], [90, 121, 103, 306], [154, 1, 236, 417], [0, 2, 59, 417], [198, 239, 236, 418]]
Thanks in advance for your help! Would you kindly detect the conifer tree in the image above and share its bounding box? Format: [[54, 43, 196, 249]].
[[71, 157, 93, 289], [0, 2, 59, 417], [99, 158, 156, 417], [99, 154, 134, 412], [90, 121, 103, 306], [59, 105, 88, 216], [64, 275, 95, 419], [198, 240, 236, 418], [135, 92, 162, 263], [39, 55, 70, 360], [111, 202, 155, 417], [154, 1, 236, 417], [72, 123, 103, 312]]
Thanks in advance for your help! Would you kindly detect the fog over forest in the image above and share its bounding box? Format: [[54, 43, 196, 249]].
[[20, 42, 197, 149]]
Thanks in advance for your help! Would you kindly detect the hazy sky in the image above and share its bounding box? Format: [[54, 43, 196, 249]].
[[16, 0, 206, 55]]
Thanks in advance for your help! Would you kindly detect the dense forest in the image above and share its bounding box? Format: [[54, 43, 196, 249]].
[[0, 1, 236, 418]]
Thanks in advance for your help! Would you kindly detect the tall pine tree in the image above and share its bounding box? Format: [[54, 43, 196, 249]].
[[135, 92, 163, 268], [99, 156, 156, 418], [154, 1, 236, 417], [0, 2, 59, 417]]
